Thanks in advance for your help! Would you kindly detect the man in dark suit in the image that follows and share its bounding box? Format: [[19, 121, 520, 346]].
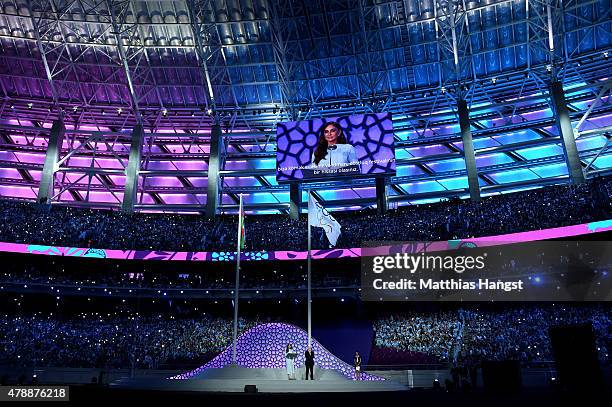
[[304, 346, 315, 380]]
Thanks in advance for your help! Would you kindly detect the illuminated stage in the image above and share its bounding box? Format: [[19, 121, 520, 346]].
[[112, 366, 406, 393], [112, 323, 406, 393], [170, 322, 383, 381]]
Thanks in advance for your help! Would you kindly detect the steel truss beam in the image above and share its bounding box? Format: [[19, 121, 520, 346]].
[[186, 0, 240, 113], [106, 0, 169, 124], [25, 0, 132, 115], [435, 0, 474, 90], [186, 0, 243, 212], [267, 0, 321, 120]]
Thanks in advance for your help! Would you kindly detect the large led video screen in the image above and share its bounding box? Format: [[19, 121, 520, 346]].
[[276, 113, 396, 182]]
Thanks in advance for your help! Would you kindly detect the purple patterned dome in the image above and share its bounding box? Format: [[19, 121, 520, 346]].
[[170, 322, 383, 381]]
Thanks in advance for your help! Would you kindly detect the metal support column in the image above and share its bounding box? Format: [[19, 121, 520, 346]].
[[122, 124, 144, 213], [550, 81, 585, 184], [206, 124, 223, 218], [375, 177, 388, 214], [289, 183, 300, 220], [37, 118, 65, 204], [457, 99, 481, 201]]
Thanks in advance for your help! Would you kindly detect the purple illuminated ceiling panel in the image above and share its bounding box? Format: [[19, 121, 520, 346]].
[[221, 177, 262, 187], [9, 136, 48, 147], [317, 188, 376, 200], [144, 145, 165, 154], [576, 135, 607, 151], [242, 192, 288, 204], [163, 144, 210, 154], [5, 152, 45, 164], [77, 125, 112, 132], [224, 160, 275, 170], [398, 180, 446, 194], [519, 109, 553, 121], [55, 192, 75, 201], [24, 171, 42, 181], [0, 152, 20, 161], [155, 160, 207, 171], [139, 195, 158, 205], [530, 163, 568, 178], [435, 124, 459, 135], [221, 195, 239, 205], [516, 144, 564, 160], [437, 176, 469, 190], [63, 174, 104, 185], [144, 177, 186, 187], [492, 131, 540, 145], [488, 169, 539, 183], [107, 176, 126, 186], [0, 186, 37, 199], [76, 191, 122, 203], [185, 178, 209, 187], [475, 153, 514, 167], [579, 115, 612, 131], [395, 165, 426, 177], [467, 137, 501, 150], [427, 158, 466, 172], [66, 157, 124, 169], [397, 128, 441, 140], [145, 161, 180, 170], [593, 155, 612, 169], [404, 144, 453, 157], [0, 168, 22, 178], [159, 194, 204, 205]]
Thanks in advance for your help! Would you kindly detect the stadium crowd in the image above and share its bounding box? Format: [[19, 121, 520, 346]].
[[0, 313, 256, 369], [459, 305, 611, 362], [0, 264, 359, 290], [373, 305, 610, 364], [373, 312, 463, 363], [1, 305, 608, 369], [0, 177, 609, 251]]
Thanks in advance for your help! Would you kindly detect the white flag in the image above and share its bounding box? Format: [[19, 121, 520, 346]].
[[308, 193, 341, 246]]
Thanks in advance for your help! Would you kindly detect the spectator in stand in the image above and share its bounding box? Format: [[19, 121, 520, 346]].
[[0, 178, 609, 252], [0, 304, 609, 370], [371, 305, 610, 365], [0, 312, 256, 369]]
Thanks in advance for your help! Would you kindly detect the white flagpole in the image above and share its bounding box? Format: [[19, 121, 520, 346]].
[[307, 190, 312, 348], [232, 194, 243, 365]]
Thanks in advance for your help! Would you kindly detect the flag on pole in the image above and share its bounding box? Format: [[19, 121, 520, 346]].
[[232, 196, 243, 364], [238, 194, 245, 250], [308, 193, 341, 246]]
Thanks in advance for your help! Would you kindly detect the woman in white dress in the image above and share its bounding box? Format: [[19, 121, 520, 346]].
[[285, 343, 296, 380], [311, 122, 358, 169]]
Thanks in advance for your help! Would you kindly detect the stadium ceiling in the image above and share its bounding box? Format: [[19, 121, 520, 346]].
[[0, 0, 610, 213]]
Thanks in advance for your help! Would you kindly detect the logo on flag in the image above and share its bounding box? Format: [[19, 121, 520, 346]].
[[308, 193, 341, 246]]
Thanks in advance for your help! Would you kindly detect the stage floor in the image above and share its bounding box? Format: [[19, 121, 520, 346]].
[[111, 366, 407, 393]]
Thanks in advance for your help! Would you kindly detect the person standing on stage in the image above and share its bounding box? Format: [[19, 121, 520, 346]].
[[354, 351, 362, 380], [285, 343, 296, 380], [304, 345, 315, 380]]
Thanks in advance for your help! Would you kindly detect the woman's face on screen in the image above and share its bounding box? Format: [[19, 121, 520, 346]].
[[323, 123, 339, 145]]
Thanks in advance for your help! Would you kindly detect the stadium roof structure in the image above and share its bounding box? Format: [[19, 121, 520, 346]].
[[0, 0, 610, 214]]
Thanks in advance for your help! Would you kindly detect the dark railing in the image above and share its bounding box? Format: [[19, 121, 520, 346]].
[[364, 363, 448, 370]]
